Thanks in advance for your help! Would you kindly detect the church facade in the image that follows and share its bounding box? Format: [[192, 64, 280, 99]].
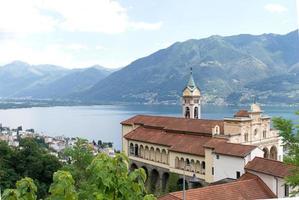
[[121, 70, 283, 193]]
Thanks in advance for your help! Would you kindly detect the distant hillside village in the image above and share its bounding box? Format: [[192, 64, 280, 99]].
[[122, 70, 297, 199], [0, 123, 115, 158]]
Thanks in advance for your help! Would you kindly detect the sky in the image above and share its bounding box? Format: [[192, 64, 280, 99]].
[[0, 0, 298, 69]]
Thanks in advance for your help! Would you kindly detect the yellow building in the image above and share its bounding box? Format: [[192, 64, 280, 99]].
[[121, 70, 282, 193]]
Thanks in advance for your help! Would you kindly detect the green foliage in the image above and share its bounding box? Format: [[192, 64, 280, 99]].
[[47, 171, 78, 200], [273, 111, 299, 196], [80, 153, 155, 200], [2, 177, 37, 200], [0, 138, 61, 199], [166, 173, 180, 193], [1, 138, 156, 199], [62, 138, 94, 190]]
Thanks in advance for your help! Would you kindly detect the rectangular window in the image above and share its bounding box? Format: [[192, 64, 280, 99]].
[[285, 184, 289, 197], [236, 171, 240, 179], [212, 167, 214, 175]]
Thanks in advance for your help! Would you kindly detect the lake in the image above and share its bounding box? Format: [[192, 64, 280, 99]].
[[0, 104, 298, 150]]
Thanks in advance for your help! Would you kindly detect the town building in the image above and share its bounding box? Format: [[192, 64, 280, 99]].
[[121, 70, 283, 193]]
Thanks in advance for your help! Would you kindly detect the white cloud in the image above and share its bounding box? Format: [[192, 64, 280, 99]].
[[0, 40, 73, 67], [0, 0, 161, 34], [264, 3, 287, 13], [0, 0, 58, 33]]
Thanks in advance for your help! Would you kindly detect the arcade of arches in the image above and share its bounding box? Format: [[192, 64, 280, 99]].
[[129, 142, 206, 175], [262, 146, 278, 160], [129, 161, 203, 195]]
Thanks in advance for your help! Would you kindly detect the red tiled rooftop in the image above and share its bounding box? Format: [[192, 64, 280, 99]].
[[245, 157, 295, 178], [158, 172, 276, 200], [234, 109, 250, 118], [121, 115, 224, 135], [125, 126, 256, 157], [204, 140, 258, 158]]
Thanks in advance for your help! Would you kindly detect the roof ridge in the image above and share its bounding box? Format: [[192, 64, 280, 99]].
[[253, 156, 285, 164], [132, 114, 224, 122], [172, 178, 257, 195]]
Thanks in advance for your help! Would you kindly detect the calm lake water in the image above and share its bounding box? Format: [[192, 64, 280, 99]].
[[0, 104, 298, 150]]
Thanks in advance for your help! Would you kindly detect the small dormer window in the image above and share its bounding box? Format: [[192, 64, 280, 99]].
[[214, 125, 220, 135], [254, 129, 258, 136], [263, 130, 266, 138], [244, 133, 249, 142]]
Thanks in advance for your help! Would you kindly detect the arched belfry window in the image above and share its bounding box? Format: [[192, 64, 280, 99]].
[[185, 107, 190, 118], [194, 107, 198, 119]]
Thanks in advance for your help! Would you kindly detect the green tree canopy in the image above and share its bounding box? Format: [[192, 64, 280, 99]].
[[47, 171, 78, 200], [2, 177, 37, 200], [273, 111, 299, 195], [0, 138, 61, 199]]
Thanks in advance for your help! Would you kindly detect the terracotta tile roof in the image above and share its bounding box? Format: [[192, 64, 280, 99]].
[[158, 172, 276, 200], [245, 157, 295, 178], [124, 126, 217, 156], [234, 109, 250, 118], [204, 140, 258, 158], [121, 115, 224, 135], [125, 126, 256, 157]]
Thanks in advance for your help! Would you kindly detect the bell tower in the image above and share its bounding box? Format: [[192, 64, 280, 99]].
[[182, 68, 201, 119]]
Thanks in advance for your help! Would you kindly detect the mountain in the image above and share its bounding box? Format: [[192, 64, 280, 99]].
[[80, 30, 299, 105], [0, 61, 68, 97], [0, 61, 113, 99], [14, 66, 113, 98]]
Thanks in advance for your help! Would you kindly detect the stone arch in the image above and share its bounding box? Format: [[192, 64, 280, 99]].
[[195, 160, 200, 173], [270, 146, 278, 160], [140, 145, 144, 158], [145, 146, 150, 159], [263, 147, 269, 159], [150, 147, 155, 161], [179, 158, 185, 169], [185, 107, 190, 118], [155, 148, 162, 162], [201, 161, 206, 174], [194, 107, 198, 119], [129, 143, 134, 155], [161, 149, 167, 164], [177, 178, 188, 191], [175, 157, 180, 168], [190, 159, 195, 172], [130, 163, 138, 171], [141, 166, 149, 181], [150, 169, 160, 193], [134, 144, 139, 156], [162, 172, 170, 192], [186, 158, 190, 171]]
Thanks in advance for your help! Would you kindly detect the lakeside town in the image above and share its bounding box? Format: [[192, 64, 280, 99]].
[[0, 123, 115, 158]]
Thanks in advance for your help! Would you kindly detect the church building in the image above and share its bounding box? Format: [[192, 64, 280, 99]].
[[121, 69, 283, 194]]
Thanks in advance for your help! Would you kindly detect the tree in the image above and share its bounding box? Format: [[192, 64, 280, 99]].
[[0, 141, 19, 189], [47, 171, 78, 200], [62, 138, 94, 190], [80, 153, 156, 200], [0, 138, 61, 199], [2, 177, 37, 200], [273, 111, 299, 195]]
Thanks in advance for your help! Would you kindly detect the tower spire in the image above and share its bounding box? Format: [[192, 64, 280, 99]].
[[187, 67, 196, 90], [182, 67, 201, 119]]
